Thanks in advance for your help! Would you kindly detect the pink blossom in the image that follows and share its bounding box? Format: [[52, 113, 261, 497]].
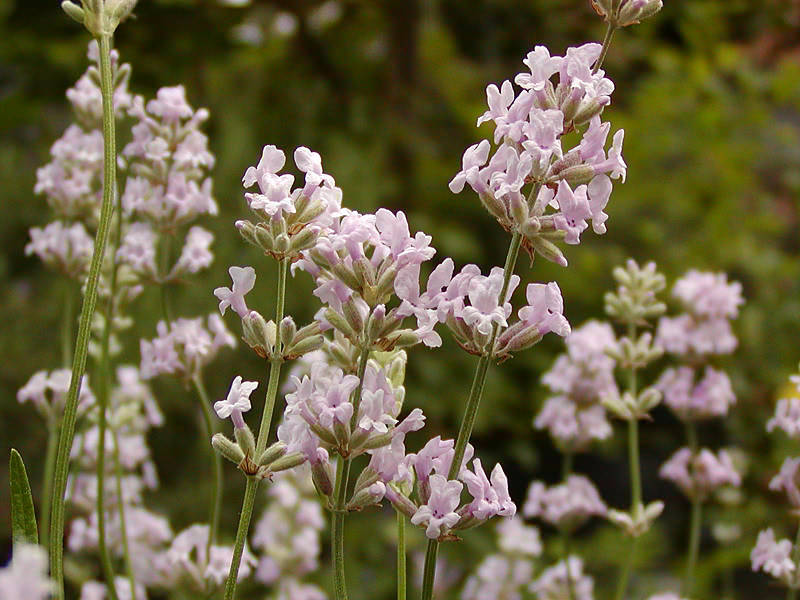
[[214, 266, 256, 318]]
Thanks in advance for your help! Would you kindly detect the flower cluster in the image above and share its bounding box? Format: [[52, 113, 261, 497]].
[[536, 320, 617, 451], [139, 314, 236, 381], [530, 557, 594, 600], [252, 467, 328, 599], [656, 270, 743, 358], [67, 367, 172, 589], [0, 544, 55, 600], [461, 517, 542, 600], [450, 44, 627, 265], [17, 368, 95, 423], [659, 447, 741, 501], [236, 145, 341, 260], [751, 528, 797, 586], [522, 475, 607, 532], [115, 84, 217, 284]]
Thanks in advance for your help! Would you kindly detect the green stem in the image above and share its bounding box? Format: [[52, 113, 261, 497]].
[[332, 458, 348, 600], [683, 498, 702, 597], [96, 193, 124, 600], [192, 373, 223, 555], [421, 231, 523, 600], [614, 537, 639, 600], [331, 346, 372, 600], [159, 234, 173, 322], [223, 258, 289, 600], [562, 451, 574, 482], [421, 539, 439, 600], [49, 33, 117, 598], [40, 420, 59, 550], [61, 284, 75, 368], [397, 510, 406, 600], [562, 533, 577, 600], [682, 420, 700, 596], [787, 524, 800, 600], [111, 429, 136, 599], [615, 321, 641, 600], [593, 22, 617, 75]]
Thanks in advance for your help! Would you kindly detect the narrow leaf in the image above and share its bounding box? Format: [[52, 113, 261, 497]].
[[10, 448, 39, 548]]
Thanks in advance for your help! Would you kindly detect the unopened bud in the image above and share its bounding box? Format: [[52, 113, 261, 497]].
[[311, 460, 334, 496], [212, 433, 245, 465], [531, 236, 568, 267], [234, 425, 256, 458], [347, 482, 385, 511], [258, 441, 287, 467], [617, 0, 662, 26], [278, 317, 297, 350], [268, 452, 306, 473], [61, 1, 85, 24]]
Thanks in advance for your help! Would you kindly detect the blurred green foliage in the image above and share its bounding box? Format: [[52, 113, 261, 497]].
[[2, 0, 800, 598]]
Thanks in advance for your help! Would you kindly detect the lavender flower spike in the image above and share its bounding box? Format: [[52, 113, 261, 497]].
[[215, 376, 258, 429], [215, 266, 256, 318]]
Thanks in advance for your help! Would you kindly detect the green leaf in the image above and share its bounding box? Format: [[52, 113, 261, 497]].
[[9, 448, 38, 548]]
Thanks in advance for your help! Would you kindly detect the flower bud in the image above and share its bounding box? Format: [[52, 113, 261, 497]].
[[332, 263, 361, 291], [278, 317, 297, 350], [212, 433, 245, 465], [617, 0, 663, 26], [374, 264, 399, 302], [347, 482, 385, 511], [509, 193, 529, 226], [268, 452, 306, 473], [311, 460, 334, 497], [324, 308, 359, 344], [558, 164, 596, 187], [234, 424, 256, 458], [380, 330, 419, 351], [342, 299, 365, 337], [354, 257, 377, 287], [284, 334, 325, 359], [530, 236, 568, 267], [352, 467, 381, 496], [242, 311, 275, 359], [386, 487, 418, 519], [521, 217, 541, 238], [61, 1, 85, 24], [637, 387, 662, 414], [258, 441, 287, 467], [289, 226, 319, 253]]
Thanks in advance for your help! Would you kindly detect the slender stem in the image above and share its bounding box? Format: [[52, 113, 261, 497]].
[[397, 510, 406, 600], [562, 451, 573, 482], [159, 234, 173, 322], [331, 346, 372, 600], [562, 533, 577, 600], [593, 23, 617, 75], [111, 429, 136, 599], [96, 194, 124, 600], [683, 498, 702, 596], [615, 321, 641, 600], [680, 418, 702, 595], [61, 284, 75, 368], [560, 452, 576, 600], [448, 231, 522, 481], [421, 231, 522, 600], [192, 373, 223, 555], [223, 258, 289, 600], [49, 33, 117, 598], [614, 537, 639, 600], [787, 523, 800, 600], [421, 539, 439, 600], [332, 458, 348, 600], [40, 420, 59, 550]]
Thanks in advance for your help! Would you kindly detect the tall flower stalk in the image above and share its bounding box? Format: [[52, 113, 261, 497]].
[[48, 0, 137, 589], [222, 258, 289, 600]]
